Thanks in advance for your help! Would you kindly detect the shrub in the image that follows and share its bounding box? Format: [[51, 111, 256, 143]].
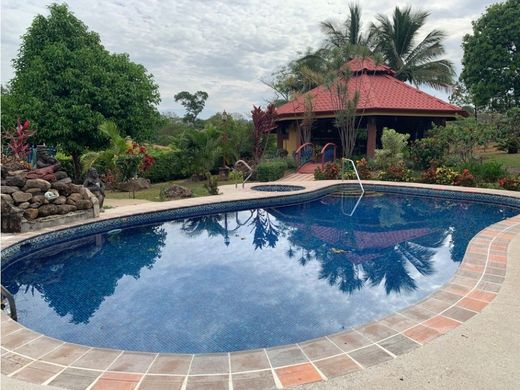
[[314, 162, 340, 180], [454, 169, 476, 187], [409, 137, 447, 169], [55, 152, 74, 177], [256, 160, 287, 182], [378, 164, 413, 182], [204, 173, 220, 195], [498, 176, 520, 191], [144, 150, 186, 183], [355, 158, 371, 179], [374, 128, 410, 169], [497, 108, 520, 154], [420, 167, 438, 184], [434, 167, 459, 185], [476, 161, 507, 183]]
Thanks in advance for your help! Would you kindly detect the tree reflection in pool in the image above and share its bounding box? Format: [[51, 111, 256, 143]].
[[2, 191, 518, 353]]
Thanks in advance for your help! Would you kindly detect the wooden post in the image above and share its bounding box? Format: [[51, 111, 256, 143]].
[[367, 117, 377, 158]]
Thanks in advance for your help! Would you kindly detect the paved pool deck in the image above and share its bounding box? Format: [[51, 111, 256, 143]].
[[1, 181, 519, 389]]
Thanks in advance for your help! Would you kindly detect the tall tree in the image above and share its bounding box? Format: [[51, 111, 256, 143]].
[[3, 3, 161, 180], [461, 0, 520, 111], [320, 3, 371, 50], [174, 90, 208, 125], [369, 6, 455, 90]]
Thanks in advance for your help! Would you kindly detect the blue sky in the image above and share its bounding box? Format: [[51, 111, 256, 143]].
[[1, 0, 496, 118]]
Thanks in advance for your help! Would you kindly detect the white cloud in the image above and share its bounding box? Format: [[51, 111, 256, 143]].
[[1, 0, 495, 118]]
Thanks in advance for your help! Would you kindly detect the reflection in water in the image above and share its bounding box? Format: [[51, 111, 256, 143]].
[[1, 191, 517, 353]]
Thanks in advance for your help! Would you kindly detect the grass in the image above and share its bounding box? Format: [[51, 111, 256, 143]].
[[476, 150, 520, 173], [105, 177, 233, 202]]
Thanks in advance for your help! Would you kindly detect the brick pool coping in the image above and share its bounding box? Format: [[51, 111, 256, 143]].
[[1, 181, 520, 389]]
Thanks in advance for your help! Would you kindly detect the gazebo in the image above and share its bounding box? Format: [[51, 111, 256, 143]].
[[274, 58, 466, 170]]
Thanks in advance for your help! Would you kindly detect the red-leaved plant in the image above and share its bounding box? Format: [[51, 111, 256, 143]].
[[7, 119, 34, 159], [251, 104, 278, 163]]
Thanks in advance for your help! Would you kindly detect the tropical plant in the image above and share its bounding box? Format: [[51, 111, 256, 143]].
[[369, 6, 455, 90], [498, 176, 520, 191], [5, 119, 34, 160], [374, 128, 410, 169], [497, 108, 520, 154], [2, 4, 161, 181], [461, 0, 520, 111], [320, 4, 372, 51], [251, 104, 278, 163], [173, 126, 220, 178], [408, 136, 447, 170], [454, 169, 476, 187], [204, 173, 219, 195]]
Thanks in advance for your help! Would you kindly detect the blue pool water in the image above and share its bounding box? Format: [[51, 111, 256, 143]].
[[2, 191, 518, 353]]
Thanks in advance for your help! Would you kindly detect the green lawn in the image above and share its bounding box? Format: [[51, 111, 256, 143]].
[[477, 151, 520, 173], [105, 177, 235, 202]]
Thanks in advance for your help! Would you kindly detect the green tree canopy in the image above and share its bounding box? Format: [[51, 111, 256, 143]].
[[461, 0, 520, 111], [2, 3, 161, 179], [174, 90, 208, 125]]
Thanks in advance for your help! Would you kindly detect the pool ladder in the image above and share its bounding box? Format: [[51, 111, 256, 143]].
[[1, 285, 17, 321], [340, 158, 365, 216], [233, 160, 254, 188]]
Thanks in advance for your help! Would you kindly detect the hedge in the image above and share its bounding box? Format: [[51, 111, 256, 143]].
[[256, 160, 288, 182], [144, 150, 186, 183]]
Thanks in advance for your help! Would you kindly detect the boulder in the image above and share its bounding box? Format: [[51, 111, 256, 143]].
[[26, 188, 43, 195], [66, 193, 83, 205], [5, 175, 26, 187], [70, 184, 83, 193], [25, 165, 60, 182], [1, 193, 14, 205], [51, 181, 72, 196], [18, 202, 30, 209], [44, 189, 60, 201], [116, 177, 151, 192], [23, 208, 39, 220], [1, 200, 24, 232], [38, 204, 58, 217], [54, 196, 67, 205], [12, 191, 33, 203], [160, 184, 193, 199], [54, 171, 69, 180], [75, 200, 93, 210], [31, 195, 48, 205], [57, 177, 72, 184], [56, 204, 77, 214], [23, 179, 51, 192], [30, 203, 41, 208], [1, 186, 19, 194]]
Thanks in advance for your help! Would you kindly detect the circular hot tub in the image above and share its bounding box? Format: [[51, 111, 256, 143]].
[[251, 184, 305, 192]]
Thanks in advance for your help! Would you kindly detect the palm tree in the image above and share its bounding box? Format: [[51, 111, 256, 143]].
[[369, 6, 455, 90], [320, 3, 371, 50]]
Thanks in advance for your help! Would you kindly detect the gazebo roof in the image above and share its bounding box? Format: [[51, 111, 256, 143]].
[[276, 58, 466, 120]]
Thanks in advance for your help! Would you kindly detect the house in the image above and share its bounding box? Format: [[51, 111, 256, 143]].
[[274, 57, 466, 166]]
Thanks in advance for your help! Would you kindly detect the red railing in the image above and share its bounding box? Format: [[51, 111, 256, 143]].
[[295, 142, 314, 170], [320, 143, 337, 167]]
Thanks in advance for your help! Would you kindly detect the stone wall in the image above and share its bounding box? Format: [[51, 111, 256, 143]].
[[1, 166, 99, 233]]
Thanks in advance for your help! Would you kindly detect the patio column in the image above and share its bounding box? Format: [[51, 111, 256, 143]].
[[367, 117, 377, 158]]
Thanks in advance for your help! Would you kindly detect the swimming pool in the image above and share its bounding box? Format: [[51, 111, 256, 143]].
[[2, 186, 518, 354]]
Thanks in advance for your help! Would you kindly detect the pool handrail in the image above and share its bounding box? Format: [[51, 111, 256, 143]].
[[234, 160, 254, 188], [341, 158, 365, 195], [1, 285, 17, 321]]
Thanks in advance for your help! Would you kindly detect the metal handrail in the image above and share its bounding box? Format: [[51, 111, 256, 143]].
[[341, 191, 364, 217], [234, 160, 253, 188], [320, 143, 337, 167], [341, 158, 365, 195], [1, 285, 17, 321], [295, 142, 314, 169]]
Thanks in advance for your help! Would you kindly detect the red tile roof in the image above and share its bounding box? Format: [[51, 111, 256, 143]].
[[276, 58, 465, 119]]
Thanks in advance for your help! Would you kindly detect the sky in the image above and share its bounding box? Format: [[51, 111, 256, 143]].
[[1, 0, 496, 118]]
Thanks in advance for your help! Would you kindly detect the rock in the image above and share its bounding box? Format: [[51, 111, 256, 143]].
[[1, 193, 14, 205], [38, 204, 58, 217], [1, 165, 7, 179], [12, 191, 33, 203], [18, 202, 30, 209], [51, 181, 72, 196], [160, 184, 193, 199], [23, 179, 51, 192], [54, 171, 68, 180], [44, 189, 60, 201], [1, 186, 19, 194], [57, 177, 72, 184], [70, 184, 83, 193], [1, 200, 24, 232], [26, 188, 43, 195], [23, 208, 39, 220], [30, 203, 41, 208], [116, 177, 151, 192], [5, 175, 26, 187], [54, 196, 67, 205], [75, 200, 93, 210], [31, 195, 48, 205], [66, 193, 83, 205], [25, 164, 60, 182], [56, 204, 77, 214]]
